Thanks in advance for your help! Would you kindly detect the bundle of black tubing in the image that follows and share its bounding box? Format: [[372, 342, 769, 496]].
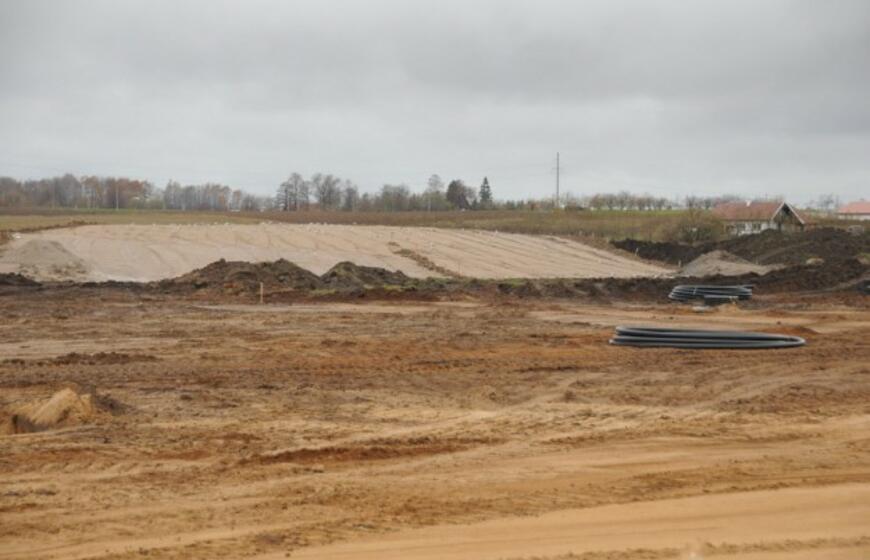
[[609, 326, 805, 349], [669, 284, 753, 304]]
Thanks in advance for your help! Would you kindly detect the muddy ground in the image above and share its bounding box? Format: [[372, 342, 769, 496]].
[[0, 285, 869, 559]]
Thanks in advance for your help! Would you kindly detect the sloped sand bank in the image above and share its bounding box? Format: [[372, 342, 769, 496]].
[[0, 223, 669, 281]]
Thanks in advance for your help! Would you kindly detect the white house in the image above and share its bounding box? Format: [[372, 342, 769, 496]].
[[837, 200, 870, 221], [712, 200, 806, 236]]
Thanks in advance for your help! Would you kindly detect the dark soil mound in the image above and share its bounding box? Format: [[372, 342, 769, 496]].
[[731, 258, 867, 292], [491, 277, 667, 301], [0, 273, 40, 287], [321, 261, 410, 289], [613, 228, 870, 267], [490, 258, 867, 302], [654, 258, 867, 297], [612, 239, 705, 265], [166, 259, 324, 293], [717, 228, 870, 266]]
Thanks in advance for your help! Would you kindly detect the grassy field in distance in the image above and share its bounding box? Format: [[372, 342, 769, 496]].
[[1, 207, 862, 243], [0, 208, 687, 241]]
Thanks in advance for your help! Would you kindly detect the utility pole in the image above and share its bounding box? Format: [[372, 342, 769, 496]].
[[555, 152, 560, 209]]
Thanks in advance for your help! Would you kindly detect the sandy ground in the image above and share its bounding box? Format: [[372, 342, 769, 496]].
[[0, 224, 669, 281], [0, 288, 868, 560]]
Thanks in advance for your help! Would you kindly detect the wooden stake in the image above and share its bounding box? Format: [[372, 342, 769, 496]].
[[259, 282, 264, 305]]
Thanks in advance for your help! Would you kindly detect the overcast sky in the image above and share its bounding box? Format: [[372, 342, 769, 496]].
[[1, 0, 868, 204]]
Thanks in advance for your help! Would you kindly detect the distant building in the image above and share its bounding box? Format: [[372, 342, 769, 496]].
[[837, 200, 870, 221], [712, 200, 806, 236]]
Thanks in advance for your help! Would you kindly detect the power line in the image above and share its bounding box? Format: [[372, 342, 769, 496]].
[[555, 151, 560, 208]]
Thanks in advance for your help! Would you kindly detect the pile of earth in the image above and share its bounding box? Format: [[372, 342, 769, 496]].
[[0, 385, 125, 435], [160, 259, 411, 294], [717, 227, 870, 266], [0, 272, 40, 286], [679, 250, 776, 277], [161, 258, 323, 294], [490, 257, 867, 301], [320, 261, 409, 289], [614, 227, 870, 266], [726, 257, 868, 293], [3, 239, 90, 280], [613, 238, 704, 265], [3, 257, 865, 303], [0, 272, 41, 297]]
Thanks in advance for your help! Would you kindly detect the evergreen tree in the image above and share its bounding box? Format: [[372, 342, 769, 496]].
[[478, 177, 492, 208]]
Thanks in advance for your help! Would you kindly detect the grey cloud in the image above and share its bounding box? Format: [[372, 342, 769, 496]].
[[1, 0, 868, 202]]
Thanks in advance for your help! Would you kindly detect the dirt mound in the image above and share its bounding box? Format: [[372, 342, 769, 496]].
[[165, 258, 324, 293], [488, 258, 867, 301], [717, 227, 870, 265], [679, 250, 775, 277], [612, 239, 704, 265], [743, 258, 868, 292], [4, 239, 89, 280], [0, 272, 40, 286], [321, 261, 410, 289], [1, 386, 125, 435], [613, 228, 870, 267]]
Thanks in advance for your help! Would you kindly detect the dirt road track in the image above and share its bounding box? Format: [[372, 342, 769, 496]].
[[287, 484, 870, 560]]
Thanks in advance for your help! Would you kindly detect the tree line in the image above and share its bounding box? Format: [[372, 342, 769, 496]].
[[0, 174, 267, 211], [1, 171, 770, 213], [274, 173, 495, 212]]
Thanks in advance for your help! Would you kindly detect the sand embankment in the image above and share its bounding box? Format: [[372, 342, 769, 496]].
[[0, 223, 670, 281]]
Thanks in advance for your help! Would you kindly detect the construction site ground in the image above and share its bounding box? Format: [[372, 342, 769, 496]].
[[1, 288, 869, 559]]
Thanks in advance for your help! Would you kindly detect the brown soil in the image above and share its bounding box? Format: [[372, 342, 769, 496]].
[[615, 227, 870, 266], [2, 256, 865, 307], [0, 272, 40, 286], [0, 282, 867, 558], [1, 385, 125, 435], [321, 261, 410, 289], [163, 258, 324, 293]]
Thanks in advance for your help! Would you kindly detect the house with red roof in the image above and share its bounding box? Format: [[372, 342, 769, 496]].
[[837, 200, 870, 221], [711, 200, 806, 236]]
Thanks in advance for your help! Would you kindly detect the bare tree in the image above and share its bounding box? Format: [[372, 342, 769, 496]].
[[341, 180, 359, 211], [425, 174, 445, 211]]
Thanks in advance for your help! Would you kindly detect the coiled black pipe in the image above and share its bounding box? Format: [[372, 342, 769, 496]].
[[609, 326, 805, 349], [669, 284, 753, 304]]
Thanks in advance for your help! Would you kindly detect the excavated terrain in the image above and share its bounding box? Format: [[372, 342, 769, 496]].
[[0, 278, 868, 559], [615, 227, 870, 266]]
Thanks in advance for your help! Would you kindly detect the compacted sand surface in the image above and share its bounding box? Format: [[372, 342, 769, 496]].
[[0, 286, 868, 560], [0, 223, 669, 281]]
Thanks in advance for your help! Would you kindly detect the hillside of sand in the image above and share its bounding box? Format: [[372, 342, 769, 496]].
[[0, 223, 670, 282]]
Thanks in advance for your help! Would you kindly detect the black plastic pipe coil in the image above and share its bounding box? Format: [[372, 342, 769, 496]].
[[609, 326, 805, 349], [669, 284, 753, 304]]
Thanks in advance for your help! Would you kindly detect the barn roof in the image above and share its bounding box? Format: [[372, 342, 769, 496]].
[[712, 200, 805, 224], [838, 200, 870, 215]]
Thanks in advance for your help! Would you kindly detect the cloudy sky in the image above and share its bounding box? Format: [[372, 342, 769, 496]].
[[1, 0, 868, 203]]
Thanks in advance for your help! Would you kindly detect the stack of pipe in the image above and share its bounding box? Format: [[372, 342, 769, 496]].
[[669, 284, 753, 305], [609, 326, 805, 349]]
